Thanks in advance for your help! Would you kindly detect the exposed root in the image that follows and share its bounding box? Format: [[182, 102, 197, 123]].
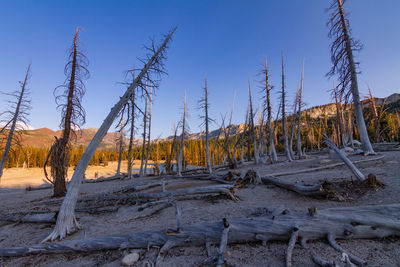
[[216, 218, 230, 267], [311, 251, 338, 267], [155, 240, 176, 267]]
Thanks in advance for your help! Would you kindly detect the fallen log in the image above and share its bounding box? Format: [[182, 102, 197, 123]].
[[269, 156, 384, 177], [1, 204, 399, 267], [261, 176, 326, 197], [323, 134, 365, 181]]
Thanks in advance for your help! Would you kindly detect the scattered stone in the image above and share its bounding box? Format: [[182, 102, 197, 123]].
[[343, 147, 354, 153], [122, 252, 140, 266]]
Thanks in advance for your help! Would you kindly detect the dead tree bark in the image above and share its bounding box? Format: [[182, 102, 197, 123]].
[[144, 88, 153, 173], [333, 81, 347, 147], [139, 84, 148, 177], [323, 134, 365, 181], [367, 86, 387, 143], [127, 69, 136, 178], [281, 50, 292, 161], [116, 112, 124, 176], [177, 92, 187, 176], [327, 0, 375, 155], [43, 28, 176, 241], [296, 60, 304, 158], [3, 204, 399, 267], [0, 64, 31, 180], [289, 89, 299, 159], [199, 74, 212, 174], [248, 78, 259, 164]]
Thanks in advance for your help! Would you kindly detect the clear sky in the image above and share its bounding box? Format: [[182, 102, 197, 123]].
[[0, 0, 399, 138]]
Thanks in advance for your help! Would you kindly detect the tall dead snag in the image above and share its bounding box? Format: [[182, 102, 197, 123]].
[[44, 28, 176, 241], [248, 78, 259, 164], [144, 88, 153, 173], [327, 0, 375, 155], [281, 51, 293, 161], [4, 204, 400, 267], [127, 70, 136, 178], [139, 85, 148, 177], [177, 92, 187, 176], [199, 74, 212, 174], [260, 58, 278, 162], [44, 28, 89, 197], [333, 81, 347, 147], [115, 110, 125, 176], [0, 64, 31, 180], [296, 60, 305, 157], [288, 89, 299, 160], [367, 86, 387, 143]]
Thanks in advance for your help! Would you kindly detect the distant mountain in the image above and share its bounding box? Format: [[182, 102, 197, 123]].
[[19, 128, 140, 150]]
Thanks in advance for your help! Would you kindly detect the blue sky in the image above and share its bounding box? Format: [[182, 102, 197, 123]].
[[0, 0, 399, 138]]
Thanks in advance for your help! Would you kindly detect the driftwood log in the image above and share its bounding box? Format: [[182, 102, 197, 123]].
[[261, 176, 326, 197], [1, 204, 399, 267]]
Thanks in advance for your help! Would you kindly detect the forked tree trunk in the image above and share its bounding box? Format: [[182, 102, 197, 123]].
[[0, 64, 30, 180], [43, 29, 176, 241], [337, 0, 375, 155], [281, 51, 292, 161]]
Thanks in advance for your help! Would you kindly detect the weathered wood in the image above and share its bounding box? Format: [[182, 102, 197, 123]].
[[261, 176, 326, 197], [323, 134, 365, 181], [1, 204, 399, 265], [216, 218, 230, 267], [268, 156, 384, 177]]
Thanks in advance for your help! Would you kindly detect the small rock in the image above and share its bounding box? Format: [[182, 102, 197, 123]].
[[343, 146, 354, 153], [122, 252, 140, 266]]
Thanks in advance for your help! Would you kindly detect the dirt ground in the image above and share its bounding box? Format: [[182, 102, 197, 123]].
[[0, 151, 399, 266]]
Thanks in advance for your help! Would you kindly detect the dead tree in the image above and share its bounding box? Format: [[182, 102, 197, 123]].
[[327, 0, 375, 155], [165, 122, 178, 173], [43, 28, 89, 197], [0, 64, 31, 180], [43, 28, 176, 241], [281, 51, 293, 161], [139, 85, 148, 177], [296, 60, 305, 157], [127, 70, 136, 178], [260, 58, 278, 162], [198, 74, 212, 174], [115, 111, 125, 176], [177, 91, 187, 176], [333, 81, 348, 147], [144, 88, 153, 173], [288, 89, 299, 159], [367, 86, 387, 143], [248, 78, 259, 164]]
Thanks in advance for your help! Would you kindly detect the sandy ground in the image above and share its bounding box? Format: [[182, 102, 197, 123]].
[[0, 160, 155, 188], [0, 151, 399, 266]]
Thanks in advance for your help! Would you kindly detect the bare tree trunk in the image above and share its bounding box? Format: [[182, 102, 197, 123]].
[[203, 75, 212, 174], [334, 0, 375, 155], [248, 79, 259, 164], [296, 60, 304, 157], [288, 89, 299, 159], [139, 86, 148, 177], [43, 29, 176, 241], [177, 92, 186, 176], [0, 64, 31, 180], [334, 82, 347, 147], [144, 89, 152, 172], [281, 51, 292, 161], [127, 70, 136, 178], [116, 113, 124, 176]]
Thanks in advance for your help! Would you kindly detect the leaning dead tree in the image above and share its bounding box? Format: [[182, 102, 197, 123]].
[[260, 58, 277, 162], [177, 91, 187, 176], [43, 28, 176, 241], [327, 0, 375, 155], [3, 204, 399, 267], [281, 51, 292, 161], [44, 28, 89, 197], [199, 74, 213, 174], [0, 64, 31, 180]]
